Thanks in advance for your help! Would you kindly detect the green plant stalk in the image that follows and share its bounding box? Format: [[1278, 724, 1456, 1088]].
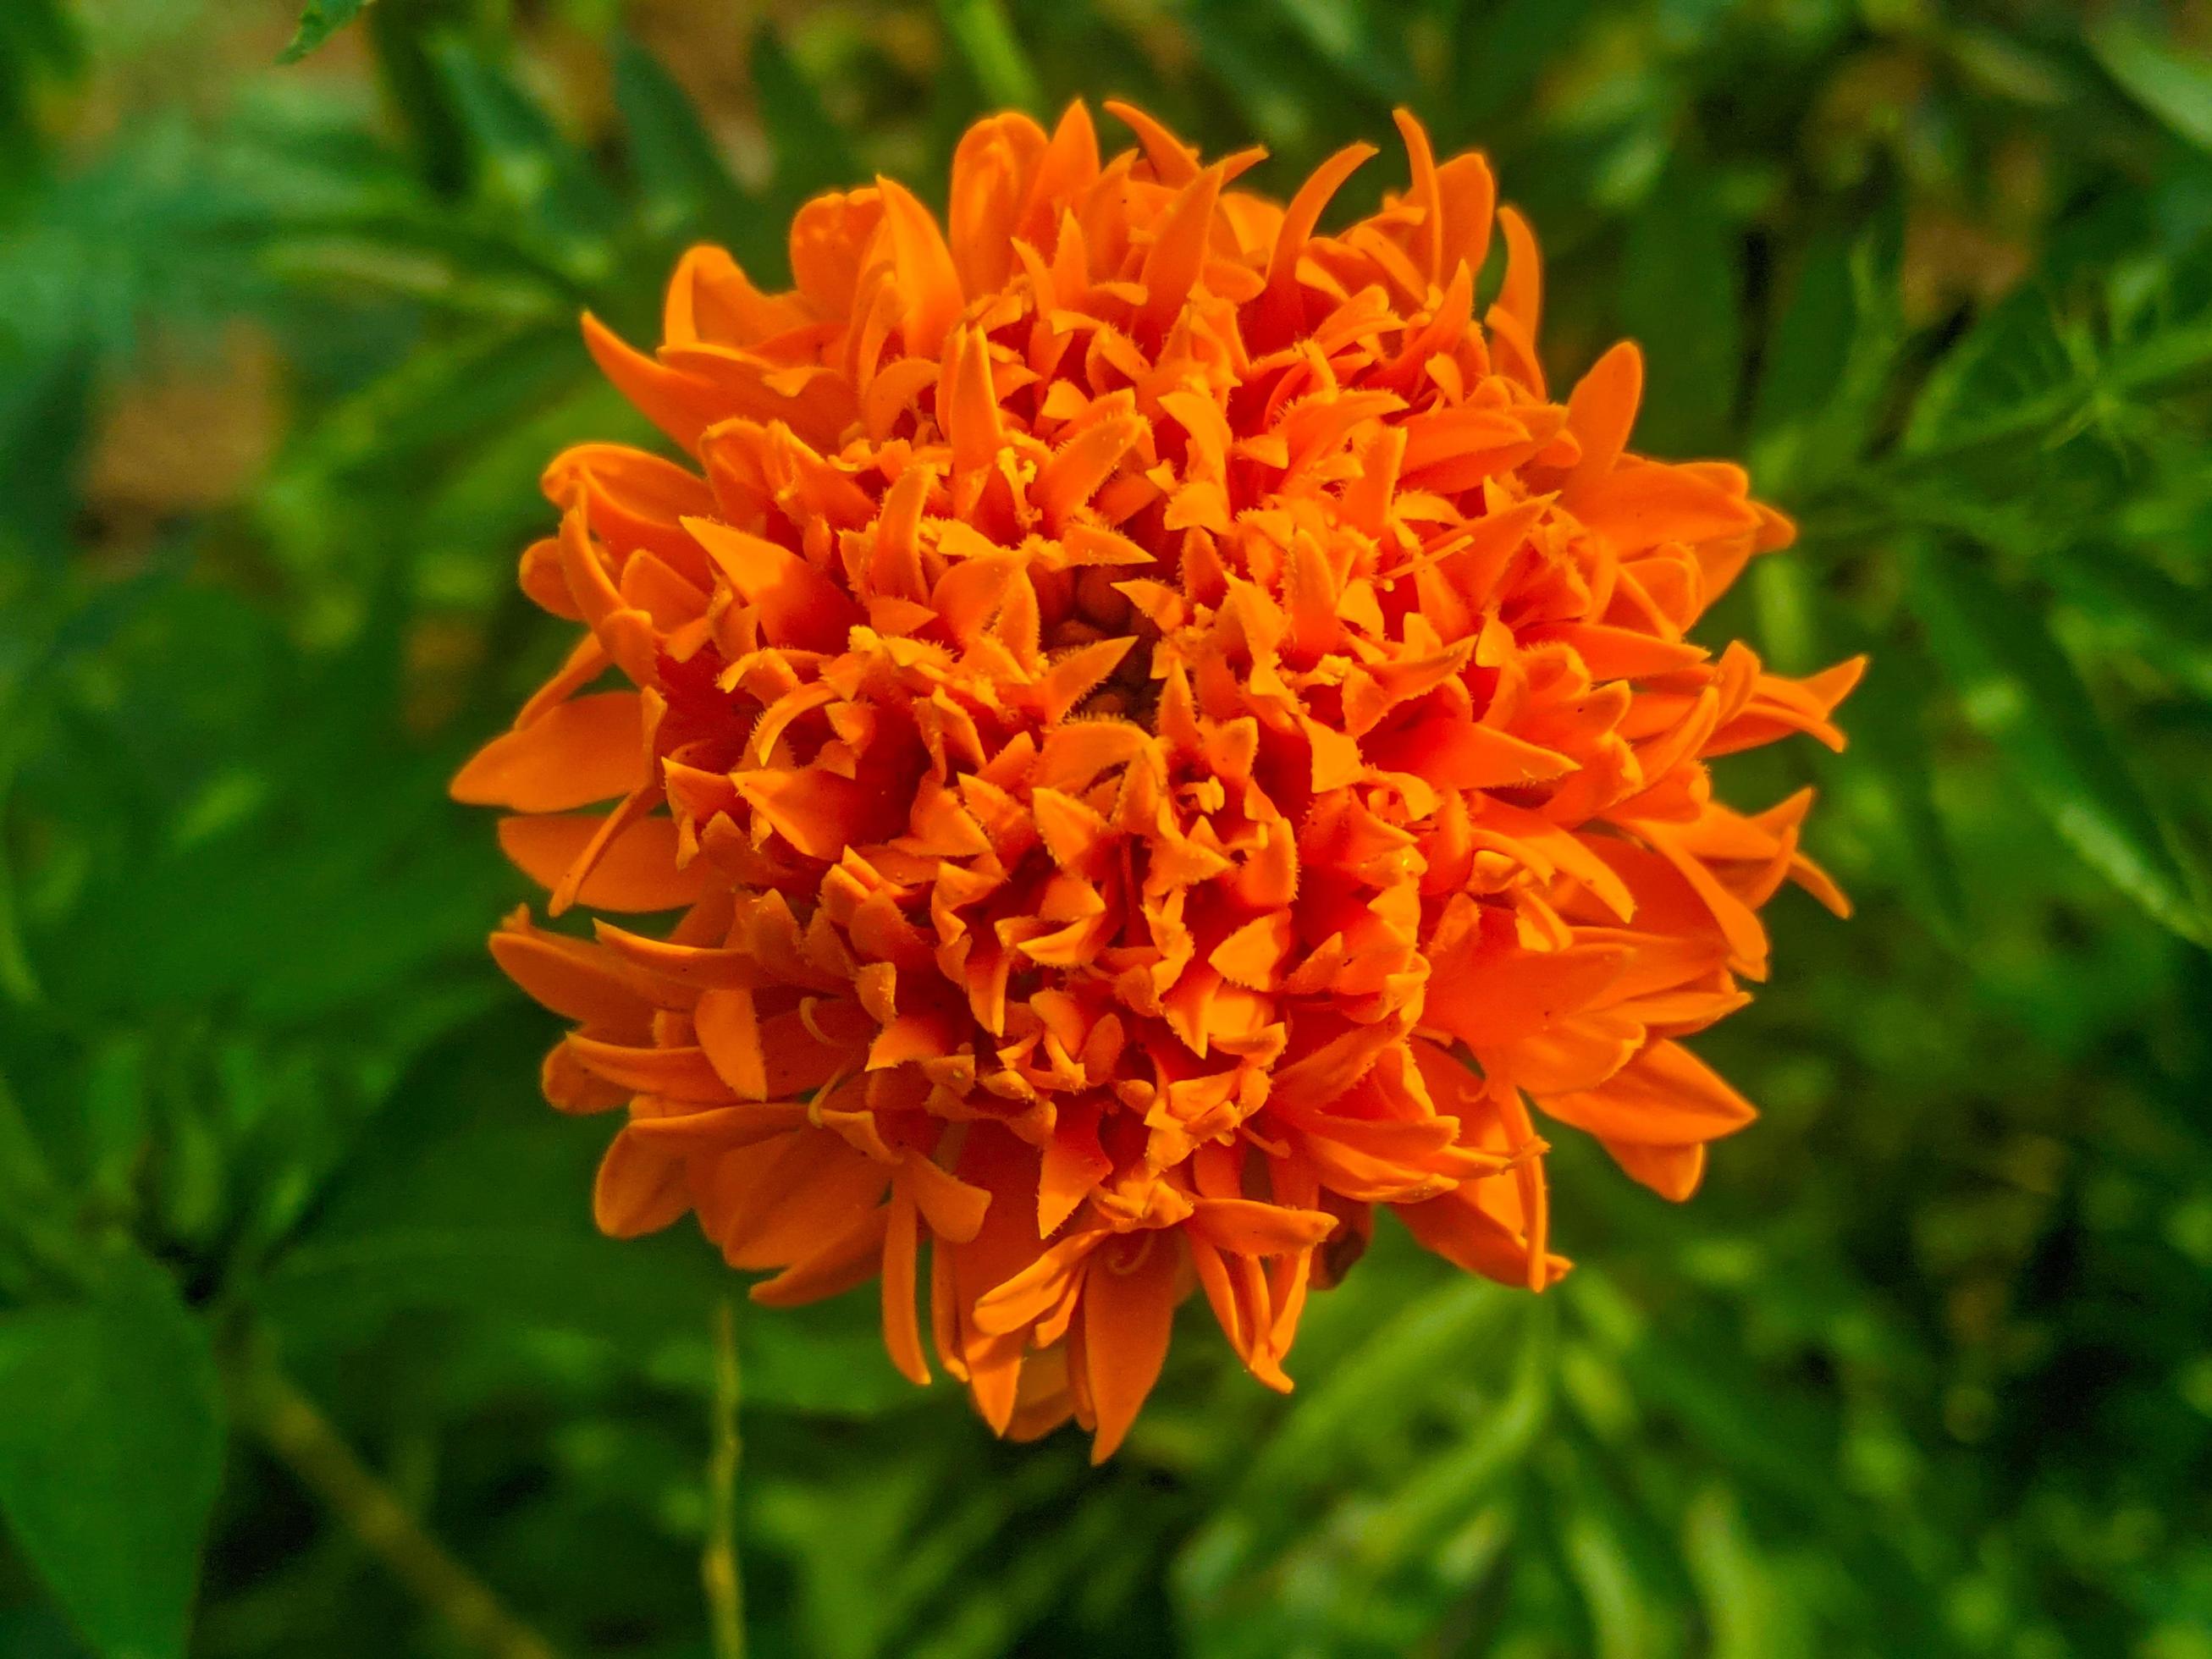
[[938, 0, 1045, 113], [233, 1356, 560, 1659], [1879, 324, 2212, 477], [704, 1298, 747, 1659]]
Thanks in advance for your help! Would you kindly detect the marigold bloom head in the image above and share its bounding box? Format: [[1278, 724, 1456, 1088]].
[[455, 102, 1858, 1458]]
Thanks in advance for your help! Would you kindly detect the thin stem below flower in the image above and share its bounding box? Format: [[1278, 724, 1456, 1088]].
[[703, 1297, 747, 1659], [233, 1354, 560, 1659]]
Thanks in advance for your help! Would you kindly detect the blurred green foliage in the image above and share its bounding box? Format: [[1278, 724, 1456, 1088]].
[[2, 0, 2210, 1654]]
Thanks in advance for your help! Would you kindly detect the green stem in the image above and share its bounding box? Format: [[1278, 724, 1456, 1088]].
[[233, 1354, 560, 1659], [1878, 323, 2212, 478], [704, 1298, 747, 1659], [938, 0, 1044, 113]]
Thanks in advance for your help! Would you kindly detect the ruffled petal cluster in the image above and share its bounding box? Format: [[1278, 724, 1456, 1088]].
[[455, 103, 1858, 1458]]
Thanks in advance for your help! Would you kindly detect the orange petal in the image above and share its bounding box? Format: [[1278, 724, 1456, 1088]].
[[582, 313, 720, 455], [1103, 99, 1199, 185], [732, 768, 882, 863], [593, 1127, 692, 1237], [1039, 1099, 1112, 1236], [1560, 340, 1643, 501], [1184, 1198, 1338, 1257], [498, 814, 709, 913], [1603, 1138, 1706, 1201], [1572, 461, 1760, 551], [488, 911, 651, 1028], [1081, 1229, 1181, 1462], [878, 177, 964, 358], [1537, 1039, 1757, 1146], [881, 1188, 931, 1384], [565, 1035, 731, 1102], [1136, 163, 1226, 339], [749, 1201, 890, 1307], [694, 987, 769, 1100], [1393, 1181, 1565, 1289], [684, 516, 860, 652], [453, 692, 647, 811], [902, 1152, 993, 1243]]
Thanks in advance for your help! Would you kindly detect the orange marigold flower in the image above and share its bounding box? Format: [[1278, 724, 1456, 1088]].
[[454, 103, 1861, 1459]]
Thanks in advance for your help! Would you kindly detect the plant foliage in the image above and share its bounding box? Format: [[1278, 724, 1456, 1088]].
[[1, 1, 2208, 1654]]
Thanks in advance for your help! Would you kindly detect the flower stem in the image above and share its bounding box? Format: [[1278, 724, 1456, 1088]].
[[233, 1355, 560, 1659], [703, 1298, 747, 1659]]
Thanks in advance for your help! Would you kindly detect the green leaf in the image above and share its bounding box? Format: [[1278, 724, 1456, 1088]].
[[937, 0, 1045, 115], [1347, 1298, 1552, 1576], [1750, 232, 1855, 490], [1902, 281, 2080, 457], [1911, 541, 2210, 944], [1560, 1504, 1656, 1659], [2050, 548, 2212, 702], [1442, 0, 1598, 139], [0, 0, 80, 174], [255, 1010, 919, 1414], [1684, 1486, 1807, 1659], [1619, 162, 1742, 455], [1821, 639, 1970, 944], [751, 25, 864, 212], [0, 1254, 224, 1659], [427, 36, 621, 264], [279, 0, 372, 66], [1790, 229, 1910, 493], [1183, 0, 1399, 158], [2089, 16, 2212, 152], [1173, 1270, 1529, 1645], [0, 339, 95, 555], [612, 33, 753, 246], [1266, 0, 1417, 107]]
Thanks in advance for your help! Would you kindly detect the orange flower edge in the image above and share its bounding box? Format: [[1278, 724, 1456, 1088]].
[[454, 103, 1859, 1459]]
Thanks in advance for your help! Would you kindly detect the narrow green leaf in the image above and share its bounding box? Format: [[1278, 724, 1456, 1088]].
[[1792, 229, 1909, 490], [937, 0, 1045, 114], [1561, 1506, 1654, 1659], [279, 0, 371, 66], [254, 1011, 917, 1414], [427, 37, 620, 259], [1619, 163, 1742, 455], [751, 26, 864, 209], [1684, 1486, 1806, 1659], [612, 33, 752, 241], [1911, 541, 2209, 943], [0, 0, 80, 163], [1821, 640, 1970, 944], [1753, 550, 1969, 942], [1181, 2, 1322, 154], [2089, 16, 2212, 152], [1442, 0, 1597, 138], [1267, 0, 1418, 106], [1351, 1299, 1552, 1573], [1750, 232, 1854, 492], [1902, 282, 2077, 456], [0, 1068, 58, 1215], [0, 339, 95, 555], [2050, 548, 2212, 702], [0, 1254, 224, 1659], [0, 762, 41, 1003]]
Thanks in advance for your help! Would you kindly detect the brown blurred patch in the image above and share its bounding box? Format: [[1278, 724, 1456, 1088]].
[[83, 323, 284, 553], [404, 613, 488, 735], [1901, 210, 2032, 325], [60, 1, 369, 153], [1809, 41, 2048, 324], [627, 0, 769, 175]]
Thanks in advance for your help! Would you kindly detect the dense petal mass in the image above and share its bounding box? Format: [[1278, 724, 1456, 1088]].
[[456, 103, 1855, 1457]]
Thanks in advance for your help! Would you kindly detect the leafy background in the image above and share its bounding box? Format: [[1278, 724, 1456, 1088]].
[[2, 0, 2210, 1654]]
